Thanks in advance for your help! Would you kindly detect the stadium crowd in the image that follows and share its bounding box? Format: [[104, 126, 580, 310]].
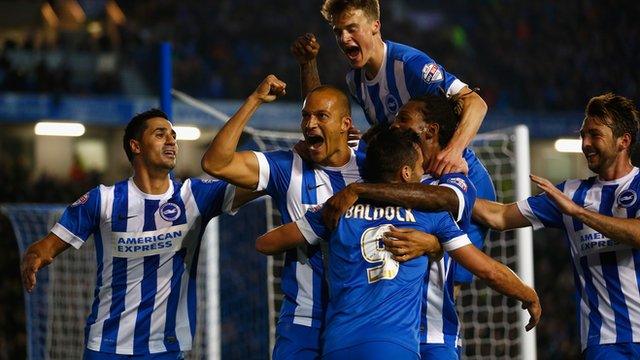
[[1, 1, 638, 359], [0, 1, 637, 111]]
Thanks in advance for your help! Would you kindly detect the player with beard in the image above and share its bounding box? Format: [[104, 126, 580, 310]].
[[472, 93, 640, 359], [21, 109, 244, 359], [255, 128, 540, 359]]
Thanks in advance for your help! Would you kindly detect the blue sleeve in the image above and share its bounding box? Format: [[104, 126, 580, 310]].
[[404, 53, 462, 98], [256, 150, 294, 197], [189, 178, 231, 222], [519, 182, 565, 229], [54, 186, 101, 248], [296, 207, 330, 244], [429, 212, 467, 244], [439, 172, 477, 224]]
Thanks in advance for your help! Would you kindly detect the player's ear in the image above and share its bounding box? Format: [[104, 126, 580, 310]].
[[341, 115, 352, 132], [422, 123, 439, 142], [129, 139, 142, 156], [371, 19, 380, 35], [618, 132, 632, 152], [400, 165, 412, 183]]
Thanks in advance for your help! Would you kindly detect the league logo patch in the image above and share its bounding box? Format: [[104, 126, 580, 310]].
[[71, 192, 90, 207], [385, 94, 399, 114], [159, 202, 181, 221], [447, 177, 468, 192], [422, 63, 444, 84], [617, 189, 637, 208]]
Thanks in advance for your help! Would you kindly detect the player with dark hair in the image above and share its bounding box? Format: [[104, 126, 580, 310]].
[[256, 128, 540, 359], [322, 94, 499, 357], [473, 93, 640, 359], [291, 0, 497, 294], [20, 109, 253, 359]]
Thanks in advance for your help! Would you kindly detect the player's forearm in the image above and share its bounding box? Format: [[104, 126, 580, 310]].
[[256, 223, 305, 255], [350, 183, 459, 214], [202, 95, 262, 176], [574, 208, 640, 248], [447, 91, 487, 151], [300, 61, 321, 98], [482, 259, 538, 305], [472, 199, 527, 231]]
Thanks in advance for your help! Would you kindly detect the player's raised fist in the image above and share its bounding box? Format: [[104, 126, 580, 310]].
[[291, 33, 320, 64], [253, 75, 286, 103]]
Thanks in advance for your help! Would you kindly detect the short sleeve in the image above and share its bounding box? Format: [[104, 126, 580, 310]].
[[52, 186, 102, 249], [188, 178, 234, 222], [404, 54, 467, 98], [438, 172, 477, 223], [253, 150, 294, 195], [428, 211, 472, 252], [295, 207, 329, 245], [516, 182, 565, 230]]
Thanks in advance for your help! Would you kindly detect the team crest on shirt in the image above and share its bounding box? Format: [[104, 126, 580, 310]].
[[422, 63, 444, 84], [447, 177, 468, 192], [617, 189, 637, 208], [71, 192, 89, 207], [385, 94, 399, 113], [159, 202, 181, 221]]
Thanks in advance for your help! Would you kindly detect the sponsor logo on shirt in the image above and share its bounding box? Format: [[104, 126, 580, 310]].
[[112, 224, 190, 258], [159, 202, 181, 221], [447, 177, 468, 192], [617, 189, 637, 208], [422, 63, 444, 84], [71, 192, 90, 207]]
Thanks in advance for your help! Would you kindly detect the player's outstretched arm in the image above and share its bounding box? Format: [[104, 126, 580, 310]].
[[322, 182, 459, 229], [450, 244, 541, 331], [256, 222, 306, 255], [472, 198, 531, 231], [291, 33, 321, 98], [21, 233, 71, 293], [428, 87, 488, 177], [531, 174, 640, 248], [201, 75, 286, 189]]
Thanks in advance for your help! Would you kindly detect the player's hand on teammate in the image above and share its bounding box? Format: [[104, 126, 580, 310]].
[[383, 226, 444, 262], [522, 289, 542, 331], [530, 174, 581, 216], [291, 33, 320, 65], [322, 184, 360, 229], [428, 147, 468, 177], [253, 75, 286, 103]]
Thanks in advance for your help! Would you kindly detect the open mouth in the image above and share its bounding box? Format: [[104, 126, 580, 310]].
[[343, 45, 360, 61], [163, 149, 176, 158], [306, 135, 325, 151]]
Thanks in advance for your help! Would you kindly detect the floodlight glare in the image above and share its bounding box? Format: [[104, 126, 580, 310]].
[[554, 138, 582, 153], [174, 126, 201, 141], [35, 122, 86, 137]]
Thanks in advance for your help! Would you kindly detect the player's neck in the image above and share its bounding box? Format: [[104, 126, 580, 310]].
[[363, 37, 385, 81], [598, 157, 634, 181], [131, 167, 171, 195], [320, 144, 351, 168]]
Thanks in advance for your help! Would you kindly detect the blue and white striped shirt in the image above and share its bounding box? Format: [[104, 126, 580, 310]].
[[253, 148, 364, 328], [51, 177, 234, 354], [518, 167, 640, 350], [346, 40, 467, 127], [420, 173, 476, 346]]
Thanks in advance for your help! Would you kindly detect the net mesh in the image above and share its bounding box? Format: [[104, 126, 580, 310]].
[[3, 101, 529, 359], [457, 129, 525, 359]]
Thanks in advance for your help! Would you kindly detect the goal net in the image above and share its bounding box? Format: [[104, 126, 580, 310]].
[[3, 91, 533, 360]]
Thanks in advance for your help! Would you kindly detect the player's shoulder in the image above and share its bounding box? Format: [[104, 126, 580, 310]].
[[386, 40, 434, 64]]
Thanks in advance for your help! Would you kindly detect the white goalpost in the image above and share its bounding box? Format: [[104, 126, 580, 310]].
[[2, 91, 536, 359]]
